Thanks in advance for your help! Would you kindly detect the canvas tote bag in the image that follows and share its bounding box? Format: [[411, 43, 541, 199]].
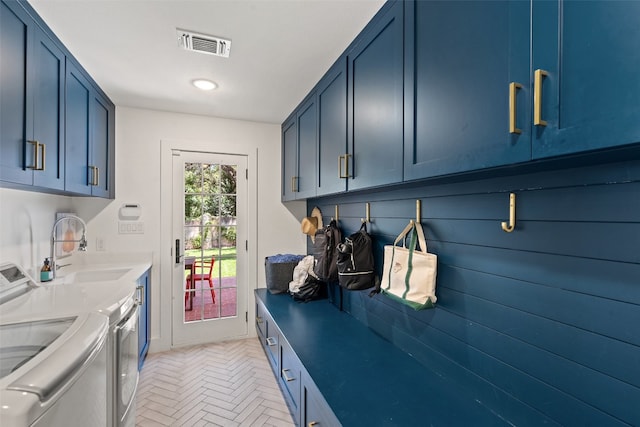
[[381, 221, 437, 309]]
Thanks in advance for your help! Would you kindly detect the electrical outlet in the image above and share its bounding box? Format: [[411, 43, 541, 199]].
[[118, 222, 145, 234], [96, 237, 106, 251]]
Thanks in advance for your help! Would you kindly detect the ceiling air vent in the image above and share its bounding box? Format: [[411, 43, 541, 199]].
[[177, 29, 231, 58]]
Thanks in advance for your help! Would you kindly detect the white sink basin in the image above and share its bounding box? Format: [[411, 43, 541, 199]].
[[64, 268, 130, 283]]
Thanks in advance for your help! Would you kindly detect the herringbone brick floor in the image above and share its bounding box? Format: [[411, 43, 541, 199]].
[[136, 338, 295, 426]]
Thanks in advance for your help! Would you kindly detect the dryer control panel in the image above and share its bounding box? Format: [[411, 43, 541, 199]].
[[0, 263, 37, 305]]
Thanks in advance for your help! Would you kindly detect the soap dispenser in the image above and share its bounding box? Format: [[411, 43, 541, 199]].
[[40, 258, 53, 282]]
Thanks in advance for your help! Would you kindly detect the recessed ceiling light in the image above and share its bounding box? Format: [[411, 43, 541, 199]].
[[192, 79, 217, 91]]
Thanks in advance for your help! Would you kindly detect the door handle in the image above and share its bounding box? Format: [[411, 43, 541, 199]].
[[175, 239, 183, 264]]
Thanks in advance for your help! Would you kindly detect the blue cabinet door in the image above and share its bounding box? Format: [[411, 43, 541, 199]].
[[90, 92, 114, 198], [348, 1, 404, 191], [280, 340, 302, 424], [1, 0, 64, 190], [317, 58, 347, 197], [137, 270, 150, 370], [295, 94, 317, 199], [0, 0, 32, 185], [281, 116, 297, 201], [31, 26, 65, 190], [532, 0, 640, 158], [64, 61, 92, 195], [302, 373, 340, 427], [404, 0, 531, 180]]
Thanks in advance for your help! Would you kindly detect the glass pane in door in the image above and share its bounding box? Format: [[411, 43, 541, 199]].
[[183, 162, 238, 323]]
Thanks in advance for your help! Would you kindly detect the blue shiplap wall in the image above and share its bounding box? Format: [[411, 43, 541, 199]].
[[308, 158, 640, 426]]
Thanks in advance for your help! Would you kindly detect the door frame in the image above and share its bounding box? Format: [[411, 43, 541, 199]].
[[159, 139, 258, 350]]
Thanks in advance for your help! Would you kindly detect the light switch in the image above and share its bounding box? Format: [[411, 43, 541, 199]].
[[118, 221, 145, 234]]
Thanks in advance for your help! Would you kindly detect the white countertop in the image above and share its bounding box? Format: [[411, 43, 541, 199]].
[[0, 252, 152, 326]]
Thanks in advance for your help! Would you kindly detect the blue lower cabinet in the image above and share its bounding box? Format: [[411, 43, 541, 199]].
[[257, 302, 279, 372], [256, 301, 267, 338], [279, 340, 302, 423], [137, 269, 150, 370], [264, 332, 278, 373], [257, 297, 337, 426], [302, 371, 340, 427]]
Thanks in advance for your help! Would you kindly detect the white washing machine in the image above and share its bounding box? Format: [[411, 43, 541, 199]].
[[0, 262, 138, 427], [0, 312, 109, 426]]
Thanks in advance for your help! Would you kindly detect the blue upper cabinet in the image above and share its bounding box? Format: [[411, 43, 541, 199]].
[[282, 0, 640, 197], [90, 91, 114, 198], [0, 0, 65, 190], [31, 25, 65, 191], [296, 95, 318, 199], [316, 58, 347, 197], [347, 1, 404, 191], [65, 61, 92, 195], [404, 0, 531, 180], [532, 0, 640, 158], [1, 0, 115, 198], [282, 115, 298, 201], [281, 93, 318, 201], [1, 0, 32, 186]]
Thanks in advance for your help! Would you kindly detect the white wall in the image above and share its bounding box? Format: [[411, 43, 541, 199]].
[[0, 106, 306, 351], [0, 188, 74, 275]]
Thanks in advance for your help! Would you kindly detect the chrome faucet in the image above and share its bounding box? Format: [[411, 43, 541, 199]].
[[50, 215, 87, 279]]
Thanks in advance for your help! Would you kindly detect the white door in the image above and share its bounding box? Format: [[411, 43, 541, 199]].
[[172, 150, 248, 346]]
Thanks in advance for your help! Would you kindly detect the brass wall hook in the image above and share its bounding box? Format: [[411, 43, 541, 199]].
[[361, 202, 371, 223], [416, 200, 422, 224], [331, 205, 339, 222], [501, 193, 516, 233]]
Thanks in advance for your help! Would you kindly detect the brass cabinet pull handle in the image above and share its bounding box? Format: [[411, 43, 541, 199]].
[[266, 337, 277, 346], [94, 166, 99, 186], [281, 368, 296, 382], [89, 166, 98, 186], [509, 82, 523, 134], [27, 140, 45, 170], [28, 141, 38, 170], [308, 422, 319, 427], [291, 176, 299, 193], [534, 69, 548, 126], [39, 143, 46, 171], [339, 154, 351, 178]]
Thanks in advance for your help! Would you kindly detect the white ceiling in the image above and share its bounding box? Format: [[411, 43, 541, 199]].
[[29, 0, 385, 124]]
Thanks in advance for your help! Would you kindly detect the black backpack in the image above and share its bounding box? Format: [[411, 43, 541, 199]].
[[312, 219, 342, 283], [336, 222, 376, 290], [291, 275, 327, 303]]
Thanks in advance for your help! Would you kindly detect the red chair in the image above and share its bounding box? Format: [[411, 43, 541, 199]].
[[185, 258, 215, 310]]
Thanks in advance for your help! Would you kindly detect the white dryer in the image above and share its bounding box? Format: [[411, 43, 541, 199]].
[[0, 312, 109, 426], [0, 262, 140, 427]]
